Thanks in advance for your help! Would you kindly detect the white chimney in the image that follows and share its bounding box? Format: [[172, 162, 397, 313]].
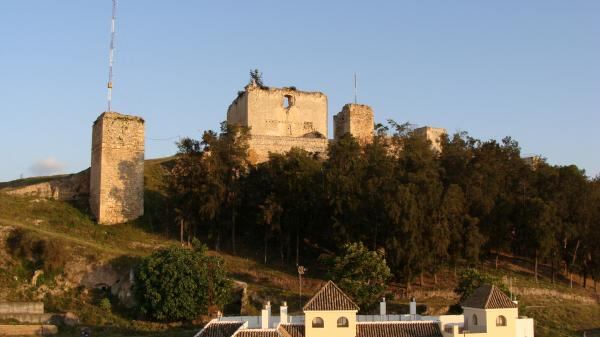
[[380, 297, 386, 316], [261, 302, 271, 329], [409, 297, 417, 316], [280, 301, 288, 324]]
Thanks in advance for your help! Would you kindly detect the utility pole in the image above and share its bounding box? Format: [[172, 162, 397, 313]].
[[107, 0, 117, 112], [297, 265, 307, 304]]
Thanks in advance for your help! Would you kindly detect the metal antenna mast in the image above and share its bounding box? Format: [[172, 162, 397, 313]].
[[354, 73, 358, 104], [107, 0, 117, 112]]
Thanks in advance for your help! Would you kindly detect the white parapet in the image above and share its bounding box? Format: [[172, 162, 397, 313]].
[[516, 317, 534, 337]]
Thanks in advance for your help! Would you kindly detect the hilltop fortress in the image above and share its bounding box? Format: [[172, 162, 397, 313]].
[[1, 80, 446, 225], [228, 81, 445, 163]]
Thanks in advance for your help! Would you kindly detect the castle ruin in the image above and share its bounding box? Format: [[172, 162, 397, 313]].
[[333, 104, 375, 145], [413, 126, 446, 153], [227, 82, 446, 162], [227, 83, 330, 163], [89, 112, 145, 225]]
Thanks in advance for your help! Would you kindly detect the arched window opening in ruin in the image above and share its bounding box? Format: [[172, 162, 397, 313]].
[[283, 95, 294, 109]]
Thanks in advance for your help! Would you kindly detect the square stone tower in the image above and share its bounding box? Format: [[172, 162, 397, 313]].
[[227, 83, 329, 163], [90, 112, 145, 225], [413, 126, 446, 153], [333, 104, 374, 145]]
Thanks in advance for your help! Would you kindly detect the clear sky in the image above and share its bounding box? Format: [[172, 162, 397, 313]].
[[1, 1, 599, 181]]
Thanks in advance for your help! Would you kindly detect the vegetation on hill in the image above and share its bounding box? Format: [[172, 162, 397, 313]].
[[168, 121, 600, 294], [1, 120, 599, 336]]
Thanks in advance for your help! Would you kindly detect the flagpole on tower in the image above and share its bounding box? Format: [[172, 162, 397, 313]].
[[107, 0, 117, 112]]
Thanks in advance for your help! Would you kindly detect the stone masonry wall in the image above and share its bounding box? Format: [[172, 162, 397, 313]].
[[90, 112, 144, 225], [247, 135, 329, 163], [413, 126, 446, 153], [333, 104, 374, 144], [228, 85, 328, 138], [0, 302, 44, 314], [1, 169, 89, 201]]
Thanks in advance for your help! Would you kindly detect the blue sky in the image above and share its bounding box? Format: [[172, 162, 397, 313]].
[[1, 1, 598, 181]]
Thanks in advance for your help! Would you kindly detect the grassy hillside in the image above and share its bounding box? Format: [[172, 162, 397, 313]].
[[0, 157, 598, 337]]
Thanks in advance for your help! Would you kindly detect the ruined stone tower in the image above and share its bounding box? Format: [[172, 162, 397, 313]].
[[333, 104, 375, 144], [90, 112, 145, 225], [413, 126, 446, 153], [227, 83, 329, 163]]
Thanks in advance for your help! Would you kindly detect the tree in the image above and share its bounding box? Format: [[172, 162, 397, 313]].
[[455, 268, 509, 302], [249, 69, 265, 88], [135, 242, 231, 321], [328, 242, 392, 310], [170, 122, 249, 252]]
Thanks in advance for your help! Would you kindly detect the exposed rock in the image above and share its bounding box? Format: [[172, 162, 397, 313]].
[[63, 312, 79, 327], [110, 269, 137, 308], [80, 263, 119, 290], [1, 169, 90, 201]]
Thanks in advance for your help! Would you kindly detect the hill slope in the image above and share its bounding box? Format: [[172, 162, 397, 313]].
[[0, 157, 598, 337]]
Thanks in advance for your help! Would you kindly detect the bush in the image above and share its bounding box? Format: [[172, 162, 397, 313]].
[[134, 241, 231, 321], [328, 242, 392, 311], [455, 268, 510, 302], [99, 298, 112, 312]]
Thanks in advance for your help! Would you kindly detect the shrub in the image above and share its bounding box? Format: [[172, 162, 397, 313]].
[[455, 268, 510, 301], [134, 241, 231, 321], [99, 298, 112, 312], [328, 242, 392, 311]]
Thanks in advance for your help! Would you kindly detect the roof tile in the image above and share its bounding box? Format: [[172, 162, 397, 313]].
[[195, 321, 245, 337], [357, 322, 443, 337], [461, 284, 518, 309], [303, 281, 359, 311], [234, 329, 280, 337], [277, 324, 304, 337]]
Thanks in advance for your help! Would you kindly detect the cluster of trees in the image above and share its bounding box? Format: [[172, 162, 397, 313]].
[[168, 121, 600, 291]]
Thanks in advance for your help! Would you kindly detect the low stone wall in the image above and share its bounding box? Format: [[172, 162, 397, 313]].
[[1, 169, 89, 201], [0, 325, 57, 336], [247, 135, 329, 163], [0, 303, 43, 315], [0, 313, 57, 324]]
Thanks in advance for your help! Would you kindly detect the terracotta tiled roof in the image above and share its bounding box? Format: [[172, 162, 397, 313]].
[[195, 321, 245, 337], [357, 322, 443, 337], [461, 284, 518, 309], [303, 280, 359, 311], [277, 324, 305, 337], [233, 329, 280, 337]]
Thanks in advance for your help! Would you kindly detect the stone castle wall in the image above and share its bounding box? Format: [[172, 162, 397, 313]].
[[90, 112, 144, 225], [0, 302, 44, 315], [228, 85, 328, 138], [413, 126, 446, 153], [247, 135, 329, 163], [333, 104, 374, 144], [1, 169, 89, 201]]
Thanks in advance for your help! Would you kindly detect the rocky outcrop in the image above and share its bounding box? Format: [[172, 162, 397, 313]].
[[0, 169, 90, 201]]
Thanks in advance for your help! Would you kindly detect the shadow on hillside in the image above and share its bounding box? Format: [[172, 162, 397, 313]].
[[578, 328, 600, 337], [492, 252, 583, 288]]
